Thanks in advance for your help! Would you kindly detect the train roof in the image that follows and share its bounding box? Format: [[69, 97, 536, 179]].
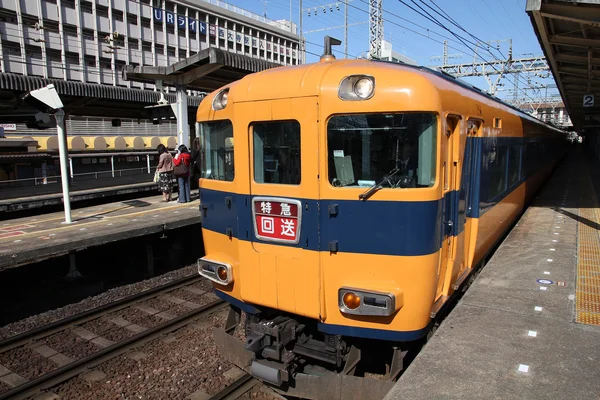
[[372, 59, 564, 133]]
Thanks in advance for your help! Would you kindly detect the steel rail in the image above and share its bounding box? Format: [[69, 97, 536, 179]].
[[0, 299, 227, 400], [0, 274, 203, 353], [209, 373, 256, 400]]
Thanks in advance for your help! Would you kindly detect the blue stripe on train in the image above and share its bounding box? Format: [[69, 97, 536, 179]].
[[318, 321, 433, 341], [200, 188, 445, 257]]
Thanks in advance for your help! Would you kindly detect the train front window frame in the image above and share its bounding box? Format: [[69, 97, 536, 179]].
[[252, 120, 301, 185], [200, 119, 234, 182], [326, 113, 437, 189]]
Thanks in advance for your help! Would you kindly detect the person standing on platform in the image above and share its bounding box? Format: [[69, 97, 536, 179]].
[[156, 144, 174, 202], [174, 144, 191, 203]]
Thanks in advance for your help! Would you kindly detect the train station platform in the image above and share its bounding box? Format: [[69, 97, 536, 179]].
[[0, 195, 200, 271], [0, 178, 160, 213], [385, 148, 600, 399]]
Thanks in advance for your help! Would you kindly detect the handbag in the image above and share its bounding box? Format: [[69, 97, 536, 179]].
[[174, 161, 188, 177], [153, 169, 160, 183]]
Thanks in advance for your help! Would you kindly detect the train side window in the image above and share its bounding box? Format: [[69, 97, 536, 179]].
[[486, 144, 508, 200], [493, 118, 502, 129], [508, 144, 521, 186], [200, 120, 234, 181], [252, 120, 301, 185]]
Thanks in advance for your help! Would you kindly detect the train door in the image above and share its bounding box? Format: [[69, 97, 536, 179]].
[[435, 114, 464, 300], [460, 120, 482, 274], [244, 96, 322, 320]]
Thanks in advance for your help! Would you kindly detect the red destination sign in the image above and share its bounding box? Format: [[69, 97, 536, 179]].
[[253, 198, 301, 243]]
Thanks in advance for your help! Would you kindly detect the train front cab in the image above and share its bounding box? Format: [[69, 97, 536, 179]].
[[198, 106, 476, 390]]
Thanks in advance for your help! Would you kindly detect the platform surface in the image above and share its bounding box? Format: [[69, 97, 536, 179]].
[[0, 178, 160, 212], [0, 195, 200, 271], [385, 149, 600, 399]]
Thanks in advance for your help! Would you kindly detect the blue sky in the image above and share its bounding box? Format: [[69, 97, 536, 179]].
[[220, 0, 556, 102]]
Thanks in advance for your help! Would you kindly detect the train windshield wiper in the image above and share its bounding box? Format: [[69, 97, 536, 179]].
[[358, 168, 400, 201]]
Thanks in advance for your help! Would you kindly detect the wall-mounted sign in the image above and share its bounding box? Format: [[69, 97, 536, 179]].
[[0, 123, 16, 131], [584, 93, 594, 108]]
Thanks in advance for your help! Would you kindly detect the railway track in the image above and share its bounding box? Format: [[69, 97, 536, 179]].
[[209, 373, 259, 400], [0, 274, 226, 400]]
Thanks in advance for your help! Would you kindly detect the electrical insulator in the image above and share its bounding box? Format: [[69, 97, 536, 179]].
[[336, 3, 340, 10]]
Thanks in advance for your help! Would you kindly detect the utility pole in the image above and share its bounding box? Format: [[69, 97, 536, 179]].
[[344, 0, 348, 58]]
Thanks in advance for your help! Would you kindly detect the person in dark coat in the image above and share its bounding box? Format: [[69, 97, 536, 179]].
[[174, 144, 191, 203]]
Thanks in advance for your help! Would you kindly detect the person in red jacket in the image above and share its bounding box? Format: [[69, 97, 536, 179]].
[[173, 144, 191, 203]]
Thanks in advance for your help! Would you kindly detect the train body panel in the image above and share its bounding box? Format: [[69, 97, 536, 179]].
[[196, 56, 566, 393]]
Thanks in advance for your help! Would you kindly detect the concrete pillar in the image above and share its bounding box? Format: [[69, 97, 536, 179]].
[[176, 84, 189, 148], [65, 252, 83, 280]]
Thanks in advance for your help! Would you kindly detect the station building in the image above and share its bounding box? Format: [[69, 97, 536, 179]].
[[0, 0, 300, 185]]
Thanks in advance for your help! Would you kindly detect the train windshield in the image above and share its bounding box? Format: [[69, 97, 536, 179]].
[[200, 120, 234, 181], [327, 113, 437, 189]]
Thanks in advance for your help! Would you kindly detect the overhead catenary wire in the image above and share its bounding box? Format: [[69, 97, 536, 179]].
[[394, 0, 540, 102]]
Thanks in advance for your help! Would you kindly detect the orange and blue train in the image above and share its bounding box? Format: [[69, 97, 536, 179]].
[[195, 44, 565, 398]]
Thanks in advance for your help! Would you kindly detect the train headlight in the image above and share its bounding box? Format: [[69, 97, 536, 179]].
[[338, 75, 375, 101], [338, 287, 395, 316], [212, 88, 229, 110], [354, 78, 374, 99], [198, 258, 233, 285]]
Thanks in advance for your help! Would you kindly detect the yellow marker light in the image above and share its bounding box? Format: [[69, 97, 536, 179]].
[[343, 292, 361, 310], [217, 266, 228, 281]]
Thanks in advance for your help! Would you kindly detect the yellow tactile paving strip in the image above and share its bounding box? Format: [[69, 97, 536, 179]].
[[0, 201, 196, 243], [576, 167, 600, 325]]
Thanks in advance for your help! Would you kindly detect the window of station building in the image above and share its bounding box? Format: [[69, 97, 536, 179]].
[[84, 54, 96, 67], [167, 24, 175, 34], [65, 52, 79, 65], [200, 120, 234, 182], [127, 13, 138, 25], [484, 143, 508, 200], [45, 0, 57, 4], [62, 0, 75, 9], [63, 24, 78, 37], [80, 1, 92, 13], [99, 57, 111, 69], [327, 113, 437, 189], [0, 9, 18, 23], [3, 42, 21, 56], [82, 28, 94, 40], [128, 38, 140, 50], [43, 19, 59, 32], [155, 43, 164, 53], [141, 17, 151, 28], [96, 5, 109, 18], [178, 49, 187, 59], [113, 9, 124, 22], [167, 46, 176, 57], [25, 45, 42, 59], [252, 121, 301, 185], [47, 48, 62, 62]]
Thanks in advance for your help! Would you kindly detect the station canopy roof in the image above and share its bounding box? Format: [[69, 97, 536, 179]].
[[527, 0, 600, 132], [122, 47, 280, 91]]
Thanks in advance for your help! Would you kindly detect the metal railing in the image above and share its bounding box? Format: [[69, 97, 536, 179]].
[[0, 167, 152, 190]]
